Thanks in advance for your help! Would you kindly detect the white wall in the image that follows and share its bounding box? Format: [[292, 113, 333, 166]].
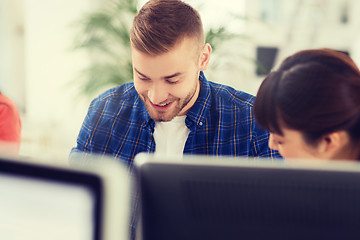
[[20, 0, 100, 161], [245, 0, 360, 70], [0, 0, 25, 111]]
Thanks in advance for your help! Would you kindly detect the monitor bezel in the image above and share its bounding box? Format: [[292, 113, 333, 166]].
[[0, 156, 104, 240]]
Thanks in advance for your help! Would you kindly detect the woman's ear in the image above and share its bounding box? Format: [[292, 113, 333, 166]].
[[316, 131, 347, 158], [199, 43, 212, 71]]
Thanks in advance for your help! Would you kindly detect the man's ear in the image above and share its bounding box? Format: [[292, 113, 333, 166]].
[[199, 43, 212, 71]]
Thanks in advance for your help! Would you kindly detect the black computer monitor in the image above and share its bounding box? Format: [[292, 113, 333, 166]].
[[134, 153, 360, 240]]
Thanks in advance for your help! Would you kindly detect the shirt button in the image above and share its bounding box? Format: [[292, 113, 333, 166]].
[[199, 121, 203, 126], [149, 136, 153, 141]]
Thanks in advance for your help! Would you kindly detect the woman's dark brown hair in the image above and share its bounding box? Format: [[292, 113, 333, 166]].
[[130, 0, 204, 56], [254, 49, 360, 150]]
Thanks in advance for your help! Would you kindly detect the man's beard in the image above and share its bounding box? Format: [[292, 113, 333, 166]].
[[140, 81, 199, 122]]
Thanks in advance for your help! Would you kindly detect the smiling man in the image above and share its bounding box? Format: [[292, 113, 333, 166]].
[[72, 0, 279, 162], [71, 0, 280, 238]]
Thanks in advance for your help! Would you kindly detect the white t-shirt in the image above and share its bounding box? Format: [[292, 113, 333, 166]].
[[153, 116, 190, 157]]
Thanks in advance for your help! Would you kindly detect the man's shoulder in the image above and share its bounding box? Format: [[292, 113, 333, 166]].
[[207, 81, 255, 108], [88, 82, 140, 109], [95, 82, 137, 103], [87, 82, 143, 118]]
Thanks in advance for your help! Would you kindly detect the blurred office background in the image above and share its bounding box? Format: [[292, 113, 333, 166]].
[[0, 0, 359, 162]]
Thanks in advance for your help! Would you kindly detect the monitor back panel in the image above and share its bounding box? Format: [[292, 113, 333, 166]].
[[135, 155, 360, 240]]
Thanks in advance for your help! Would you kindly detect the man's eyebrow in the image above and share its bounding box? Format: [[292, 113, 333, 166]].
[[163, 72, 182, 80], [134, 68, 150, 79], [135, 68, 183, 80]]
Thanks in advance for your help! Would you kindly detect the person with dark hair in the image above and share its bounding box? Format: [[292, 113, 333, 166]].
[[254, 49, 360, 160], [0, 93, 21, 155]]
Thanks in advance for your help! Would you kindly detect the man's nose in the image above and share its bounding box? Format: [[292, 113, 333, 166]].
[[148, 83, 168, 104]]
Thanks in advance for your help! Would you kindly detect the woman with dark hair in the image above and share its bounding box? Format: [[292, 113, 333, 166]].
[[254, 49, 360, 160]]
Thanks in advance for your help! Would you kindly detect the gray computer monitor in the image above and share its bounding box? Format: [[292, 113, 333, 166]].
[[134, 153, 360, 240]]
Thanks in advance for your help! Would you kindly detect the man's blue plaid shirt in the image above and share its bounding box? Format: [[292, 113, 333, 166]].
[[71, 71, 281, 239], [72, 71, 279, 165]]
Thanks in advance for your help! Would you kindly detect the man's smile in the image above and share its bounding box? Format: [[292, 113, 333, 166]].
[[149, 100, 174, 111]]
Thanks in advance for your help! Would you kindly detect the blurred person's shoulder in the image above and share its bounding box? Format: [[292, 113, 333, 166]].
[[0, 93, 21, 152], [0, 93, 21, 125], [0, 94, 20, 113]]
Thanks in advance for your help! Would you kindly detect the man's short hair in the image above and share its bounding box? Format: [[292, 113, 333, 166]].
[[130, 0, 204, 55]]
